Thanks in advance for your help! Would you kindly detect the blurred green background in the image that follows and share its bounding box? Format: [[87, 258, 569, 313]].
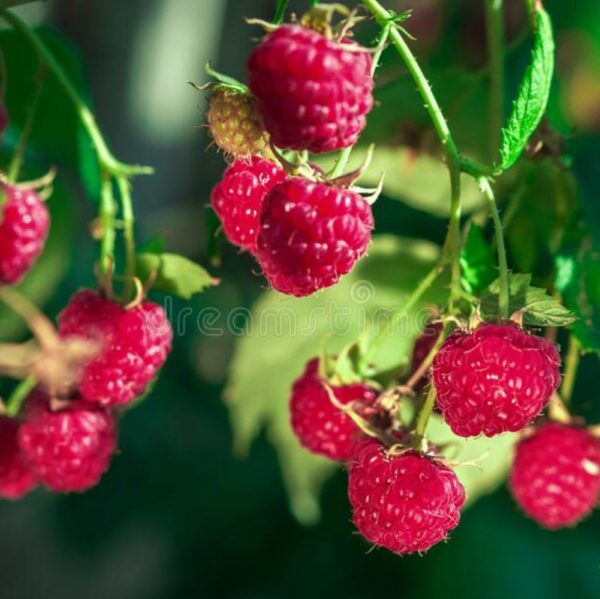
[[1, 0, 599, 597]]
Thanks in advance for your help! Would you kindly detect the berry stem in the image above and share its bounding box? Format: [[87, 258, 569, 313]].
[[484, 0, 505, 163], [5, 374, 36, 417], [273, 0, 289, 24], [6, 64, 47, 183], [116, 176, 137, 300], [445, 156, 462, 311], [405, 328, 445, 390], [478, 176, 509, 318], [413, 384, 436, 447], [560, 335, 580, 404], [100, 174, 116, 273]]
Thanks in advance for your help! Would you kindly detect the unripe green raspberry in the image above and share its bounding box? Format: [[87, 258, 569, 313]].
[[207, 88, 269, 158]]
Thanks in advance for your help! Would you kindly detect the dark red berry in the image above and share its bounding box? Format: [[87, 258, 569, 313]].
[[510, 422, 600, 529], [432, 323, 561, 437], [248, 25, 374, 153], [210, 156, 286, 254], [410, 320, 443, 390], [0, 185, 50, 285], [0, 416, 37, 500], [17, 392, 117, 493], [348, 438, 466, 555], [290, 358, 379, 461], [207, 88, 269, 157], [58, 290, 173, 408], [256, 178, 373, 296]]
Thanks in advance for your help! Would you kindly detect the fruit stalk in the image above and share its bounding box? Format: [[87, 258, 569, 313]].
[[478, 176, 509, 318], [560, 335, 581, 404], [5, 374, 36, 417], [413, 385, 436, 447]]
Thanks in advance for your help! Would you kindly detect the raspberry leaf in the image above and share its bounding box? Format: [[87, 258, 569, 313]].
[[499, 7, 554, 170], [480, 273, 575, 327], [460, 224, 497, 294], [136, 252, 218, 299]]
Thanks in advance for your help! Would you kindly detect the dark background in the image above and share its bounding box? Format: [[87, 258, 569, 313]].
[[1, 1, 599, 597]]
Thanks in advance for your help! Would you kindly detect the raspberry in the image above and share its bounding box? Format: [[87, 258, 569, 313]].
[[510, 422, 600, 529], [210, 156, 286, 254], [348, 439, 466, 555], [0, 185, 50, 285], [17, 392, 117, 493], [290, 358, 380, 461], [207, 88, 269, 157], [248, 25, 374, 153], [432, 323, 561, 437], [57, 290, 173, 407], [0, 417, 37, 500], [256, 178, 373, 296], [410, 320, 443, 390]]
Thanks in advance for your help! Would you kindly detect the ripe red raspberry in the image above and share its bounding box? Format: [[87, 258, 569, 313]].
[[57, 290, 173, 407], [210, 156, 286, 254], [348, 439, 466, 555], [248, 25, 374, 153], [0, 417, 37, 500], [290, 358, 380, 461], [256, 178, 373, 296], [432, 323, 561, 437], [0, 185, 50, 285], [510, 423, 600, 529], [410, 320, 443, 390], [17, 392, 117, 493], [207, 88, 269, 157]]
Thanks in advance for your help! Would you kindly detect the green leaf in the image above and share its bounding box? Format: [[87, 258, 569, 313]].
[[555, 229, 600, 354], [225, 235, 449, 525], [500, 8, 555, 170], [480, 273, 576, 327], [136, 253, 217, 299], [460, 224, 497, 294], [319, 145, 484, 217]]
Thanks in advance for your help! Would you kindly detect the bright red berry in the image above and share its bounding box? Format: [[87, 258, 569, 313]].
[[290, 358, 380, 461], [0, 185, 50, 285], [248, 25, 374, 153], [210, 156, 286, 254], [207, 88, 269, 158], [410, 320, 443, 390], [432, 323, 561, 437], [256, 178, 373, 296], [57, 290, 173, 407], [17, 392, 117, 493], [0, 417, 37, 500], [510, 422, 600, 529], [348, 438, 466, 555]]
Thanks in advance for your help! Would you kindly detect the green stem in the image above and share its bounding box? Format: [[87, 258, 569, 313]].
[[446, 157, 462, 311], [479, 176, 509, 318], [5, 375, 36, 417], [7, 65, 47, 182], [560, 335, 580, 404], [414, 385, 436, 446], [484, 0, 505, 163], [116, 176, 136, 300], [273, 0, 289, 24], [100, 174, 116, 273]]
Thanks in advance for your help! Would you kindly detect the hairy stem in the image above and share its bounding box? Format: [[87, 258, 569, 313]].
[[484, 0, 505, 162], [5, 375, 36, 417], [414, 385, 436, 447], [560, 335, 580, 404], [116, 176, 137, 300], [100, 174, 116, 273], [479, 176, 509, 318]]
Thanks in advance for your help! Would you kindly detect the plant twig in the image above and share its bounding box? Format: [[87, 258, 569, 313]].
[[560, 335, 580, 404]]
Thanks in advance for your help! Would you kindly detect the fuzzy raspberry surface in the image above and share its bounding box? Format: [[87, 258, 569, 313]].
[[58, 290, 173, 407], [207, 89, 269, 157], [432, 323, 561, 437], [17, 393, 116, 493], [256, 178, 373, 296], [248, 25, 373, 153], [290, 358, 379, 461], [510, 422, 600, 529], [410, 320, 443, 390], [211, 156, 286, 254], [0, 416, 37, 500], [348, 439, 466, 555], [0, 185, 50, 285]]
